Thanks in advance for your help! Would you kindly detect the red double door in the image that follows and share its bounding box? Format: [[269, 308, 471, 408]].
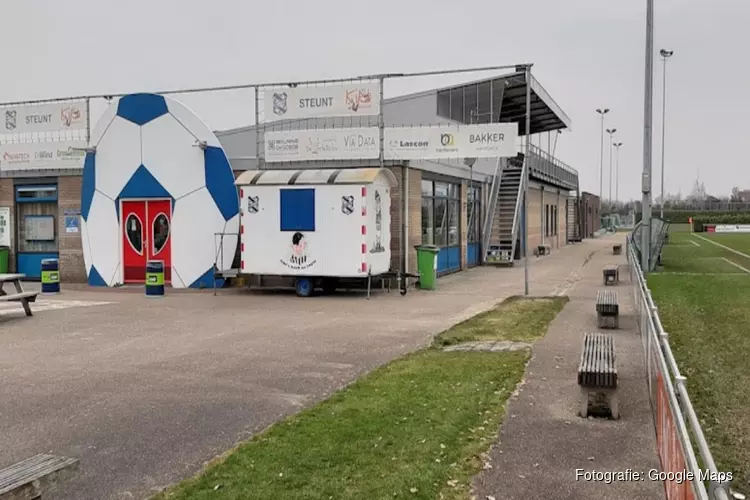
[[121, 200, 172, 283]]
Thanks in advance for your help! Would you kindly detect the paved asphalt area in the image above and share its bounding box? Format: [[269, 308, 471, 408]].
[[1, 239, 632, 500], [473, 235, 665, 500]]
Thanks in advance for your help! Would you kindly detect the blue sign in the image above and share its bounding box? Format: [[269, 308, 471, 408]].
[[64, 209, 81, 234]]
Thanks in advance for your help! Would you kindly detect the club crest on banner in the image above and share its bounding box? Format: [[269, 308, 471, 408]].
[[4, 110, 17, 131], [272, 93, 288, 116]]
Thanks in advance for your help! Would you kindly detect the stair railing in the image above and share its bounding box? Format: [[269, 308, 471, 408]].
[[481, 157, 504, 263], [509, 153, 530, 261]]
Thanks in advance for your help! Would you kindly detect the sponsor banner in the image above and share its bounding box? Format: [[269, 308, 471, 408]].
[[264, 128, 380, 163], [0, 141, 87, 170], [714, 224, 750, 233], [263, 83, 380, 122], [2, 100, 87, 133], [384, 123, 518, 160]]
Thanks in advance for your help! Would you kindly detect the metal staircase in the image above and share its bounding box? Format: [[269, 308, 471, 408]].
[[567, 179, 582, 242], [483, 156, 526, 265]]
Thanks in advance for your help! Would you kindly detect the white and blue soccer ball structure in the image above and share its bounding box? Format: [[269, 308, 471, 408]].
[[81, 93, 239, 288]]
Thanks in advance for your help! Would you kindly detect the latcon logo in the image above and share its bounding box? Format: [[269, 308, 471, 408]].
[[440, 133, 454, 146], [469, 132, 505, 144]]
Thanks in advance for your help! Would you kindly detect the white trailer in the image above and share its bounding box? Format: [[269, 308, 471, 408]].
[[234, 167, 398, 297]]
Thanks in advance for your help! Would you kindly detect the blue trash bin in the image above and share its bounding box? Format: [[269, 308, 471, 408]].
[[41, 259, 60, 294], [145, 260, 165, 297]]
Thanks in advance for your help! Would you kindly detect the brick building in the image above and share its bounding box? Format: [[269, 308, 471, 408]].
[[0, 71, 585, 282]]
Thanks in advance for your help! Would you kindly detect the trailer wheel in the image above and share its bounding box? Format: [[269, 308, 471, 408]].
[[399, 287, 407, 296], [295, 278, 313, 297]]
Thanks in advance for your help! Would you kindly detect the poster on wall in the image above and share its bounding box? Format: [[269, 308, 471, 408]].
[[2, 100, 87, 134], [0, 207, 10, 247], [0, 140, 87, 171], [64, 209, 81, 234], [24, 215, 55, 241], [384, 123, 519, 160], [264, 127, 380, 163], [262, 83, 381, 122]]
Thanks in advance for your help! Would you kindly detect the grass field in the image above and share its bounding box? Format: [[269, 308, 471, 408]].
[[649, 226, 750, 488], [155, 297, 567, 500]]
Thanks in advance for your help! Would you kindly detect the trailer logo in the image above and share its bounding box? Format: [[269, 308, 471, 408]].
[[248, 196, 259, 214], [272, 92, 288, 116], [281, 232, 317, 270], [370, 190, 385, 253], [4, 110, 17, 131], [341, 195, 354, 215]]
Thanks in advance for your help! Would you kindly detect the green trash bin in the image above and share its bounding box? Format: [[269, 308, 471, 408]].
[[415, 244, 440, 290], [0, 246, 8, 274]]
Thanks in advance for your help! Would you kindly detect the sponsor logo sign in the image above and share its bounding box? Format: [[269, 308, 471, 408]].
[[714, 224, 750, 233], [262, 83, 380, 122], [264, 128, 379, 163], [0, 141, 87, 171], [2, 101, 87, 133], [384, 123, 518, 160]]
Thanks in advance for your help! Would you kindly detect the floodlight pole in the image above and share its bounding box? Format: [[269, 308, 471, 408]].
[[641, 0, 654, 271], [660, 49, 674, 219], [523, 64, 532, 296], [596, 108, 609, 210]]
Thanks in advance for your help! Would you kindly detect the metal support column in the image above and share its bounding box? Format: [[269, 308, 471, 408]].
[[523, 65, 532, 295], [641, 0, 654, 271]]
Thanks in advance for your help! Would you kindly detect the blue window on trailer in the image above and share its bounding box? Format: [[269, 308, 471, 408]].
[[280, 188, 315, 231]]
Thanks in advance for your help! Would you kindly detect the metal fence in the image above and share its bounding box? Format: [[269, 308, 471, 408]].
[[626, 236, 731, 500]]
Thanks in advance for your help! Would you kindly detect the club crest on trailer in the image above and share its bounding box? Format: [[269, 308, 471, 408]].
[[341, 195, 354, 215], [248, 196, 259, 214]]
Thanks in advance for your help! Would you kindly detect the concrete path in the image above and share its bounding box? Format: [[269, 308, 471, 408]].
[[1, 240, 598, 500], [473, 234, 665, 500]]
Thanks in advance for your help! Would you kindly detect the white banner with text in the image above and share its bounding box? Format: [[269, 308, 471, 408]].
[[2, 101, 87, 134], [264, 128, 380, 163], [263, 83, 381, 122], [0, 141, 87, 170], [384, 123, 518, 160], [714, 224, 750, 233]]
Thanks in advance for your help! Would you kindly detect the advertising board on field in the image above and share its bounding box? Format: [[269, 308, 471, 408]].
[[2, 100, 87, 134], [384, 123, 518, 160], [262, 83, 381, 122], [0, 140, 87, 170], [713, 224, 750, 233]]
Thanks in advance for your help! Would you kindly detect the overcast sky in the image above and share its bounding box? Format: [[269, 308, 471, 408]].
[[3, 0, 748, 200]]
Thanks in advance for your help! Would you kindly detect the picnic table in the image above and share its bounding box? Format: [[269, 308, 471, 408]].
[[0, 274, 39, 317]]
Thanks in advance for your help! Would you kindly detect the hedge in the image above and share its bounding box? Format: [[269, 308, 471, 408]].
[[636, 210, 750, 224]]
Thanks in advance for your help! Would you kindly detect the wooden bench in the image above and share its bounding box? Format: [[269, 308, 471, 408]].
[[613, 244, 622, 255], [0, 454, 78, 499], [0, 274, 38, 317], [602, 265, 619, 286], [577, 332, 619, 419], [596, 290, 619, 329]]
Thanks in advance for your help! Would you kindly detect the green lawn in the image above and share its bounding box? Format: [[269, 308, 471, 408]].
[[154, 297, 566, 500], [434, 296, 569, 346], [649, 229, 750, 488]]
